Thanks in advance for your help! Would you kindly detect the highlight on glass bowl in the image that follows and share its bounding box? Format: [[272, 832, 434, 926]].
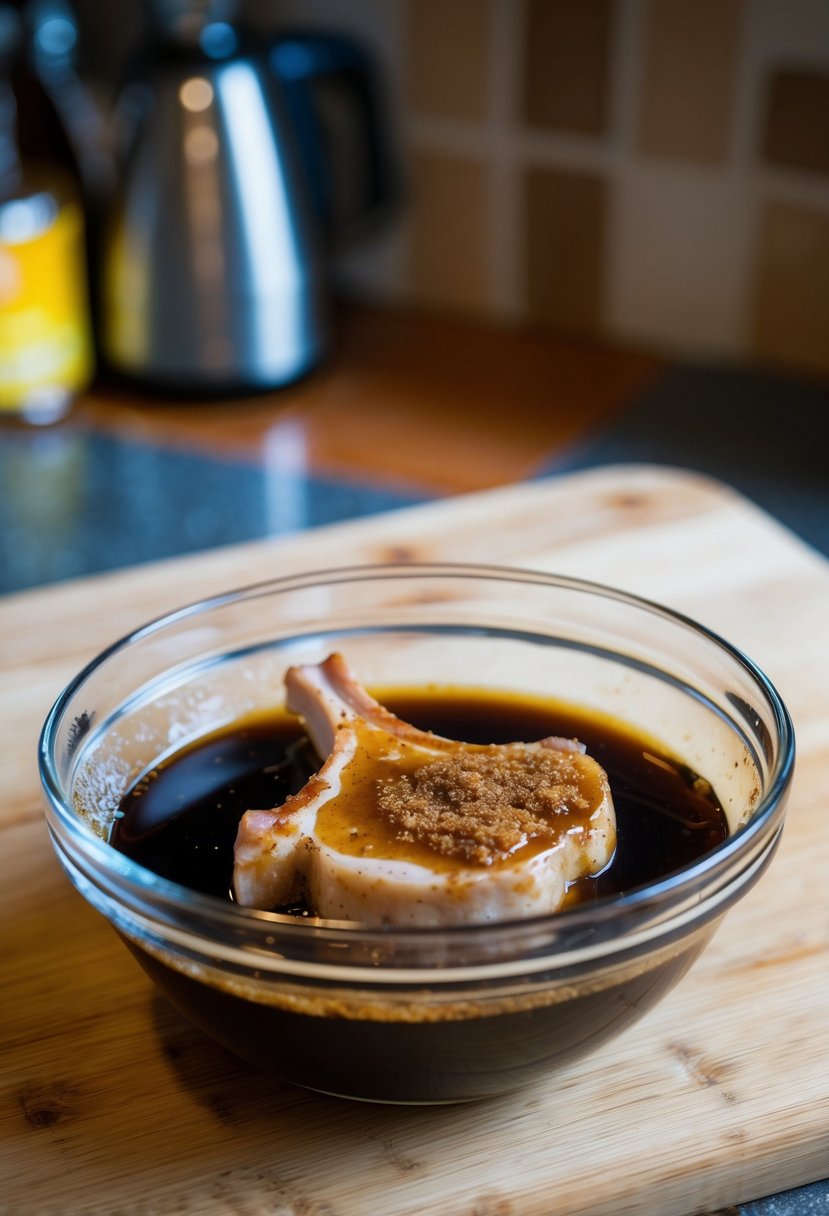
[[39, 564, 794, 1103]]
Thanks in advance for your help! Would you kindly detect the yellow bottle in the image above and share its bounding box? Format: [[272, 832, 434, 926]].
[[0, 7, 92, 424]]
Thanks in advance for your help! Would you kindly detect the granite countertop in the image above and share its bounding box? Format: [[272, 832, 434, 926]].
[[1, 305, 827, 598], [1, 303, 827, 1215]]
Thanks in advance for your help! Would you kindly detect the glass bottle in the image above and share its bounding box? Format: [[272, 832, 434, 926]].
[[0, 1, 92, 424]]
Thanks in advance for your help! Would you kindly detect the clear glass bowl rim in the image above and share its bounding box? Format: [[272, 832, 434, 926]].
[[39, 561, 795, 962]]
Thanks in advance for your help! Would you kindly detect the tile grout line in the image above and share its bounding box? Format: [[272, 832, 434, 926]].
[[602, 0, 644, 337], [487, 0, 523, 321], [725, 0, 765, 353]]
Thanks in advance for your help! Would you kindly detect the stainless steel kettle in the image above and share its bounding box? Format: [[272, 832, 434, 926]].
[[100, 0, 394, 391]]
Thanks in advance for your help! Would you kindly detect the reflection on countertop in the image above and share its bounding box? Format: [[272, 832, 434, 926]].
[[1, 306, 828, 601], [0, 425, 426, 593]]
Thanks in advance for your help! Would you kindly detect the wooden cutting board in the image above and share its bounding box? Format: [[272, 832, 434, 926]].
[[2, 465, 828, 1216]]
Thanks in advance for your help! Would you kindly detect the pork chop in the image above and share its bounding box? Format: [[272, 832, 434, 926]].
[[232, 653, 616, 926]]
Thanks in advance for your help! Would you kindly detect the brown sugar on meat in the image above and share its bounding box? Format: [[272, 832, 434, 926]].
[[376, 746, 592, 866], [233, 653, 617, 925]]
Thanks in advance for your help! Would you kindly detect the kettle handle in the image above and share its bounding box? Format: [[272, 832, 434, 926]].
[[270, 31, 399, 248]]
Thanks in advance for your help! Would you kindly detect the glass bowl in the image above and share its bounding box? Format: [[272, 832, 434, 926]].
[[39, 564, 794, 1103]]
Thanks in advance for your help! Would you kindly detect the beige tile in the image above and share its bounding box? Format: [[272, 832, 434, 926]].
[[406, 0, 491, 121], [606, 167, 747, 357], [637, 0, 743, 164], [408, 149, 491, 312], [762, 67, 829, 177], [520, 0, 614, 135], [523, 167, 607, 335], [751, 200, 829, 376]]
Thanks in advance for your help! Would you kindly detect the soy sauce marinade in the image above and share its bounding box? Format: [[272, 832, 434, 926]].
[[110, 688, 728, 904]]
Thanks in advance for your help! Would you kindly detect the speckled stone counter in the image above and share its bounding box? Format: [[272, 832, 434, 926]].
[[2, 361, 827, 597], [541, 362, 829, 560], [0, 428, 426, 593]]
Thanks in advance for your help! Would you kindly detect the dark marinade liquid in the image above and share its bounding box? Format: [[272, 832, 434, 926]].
[[110, 689, 728, 903], [111, 689, 730, 1101]]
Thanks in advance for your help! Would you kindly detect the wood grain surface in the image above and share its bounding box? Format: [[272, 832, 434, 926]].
[[2, 465, 828, 1216]]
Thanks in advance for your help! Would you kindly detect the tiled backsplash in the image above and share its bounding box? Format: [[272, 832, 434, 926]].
[[267, 2, 829, 374]]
